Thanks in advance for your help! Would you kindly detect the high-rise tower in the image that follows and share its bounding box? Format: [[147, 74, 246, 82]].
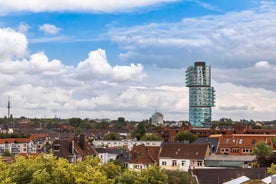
[[185, 62, 215, 127]]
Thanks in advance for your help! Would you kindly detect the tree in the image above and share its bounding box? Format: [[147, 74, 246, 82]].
[[252, 141, 273, 157], [103, 132, 121, 140], [140, 134, 162, 141], [131, 122, 146, 140], [175, 130, 197, 143], [68, 118, 82, 127], [2, 150, 12, 157], [166, 170, 196, 184], [268, 163, 276, 175], [74, 126, 82, 136], [252, 141, 273, 167]]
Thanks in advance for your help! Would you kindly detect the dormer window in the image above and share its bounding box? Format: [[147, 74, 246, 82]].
[[54, 144, 60, 152]]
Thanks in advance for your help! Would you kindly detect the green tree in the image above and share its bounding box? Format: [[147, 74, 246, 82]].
[[252, 141, 273, 157], [166, 170, 196, 184], [268, 163, 276, 175], [131, 122, 146, 140], [69, 118, 82, 127], [103, 132, 121, 140], [252, 141, 273, 167], [140, 133, 162, 141], [141, 165, 168, 184], [175, 130, 197, 143], [2, 150, 12, 157], [74, 126, 82, 136]]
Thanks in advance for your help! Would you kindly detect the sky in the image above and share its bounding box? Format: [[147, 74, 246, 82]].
[[0, 0, 276, 121]]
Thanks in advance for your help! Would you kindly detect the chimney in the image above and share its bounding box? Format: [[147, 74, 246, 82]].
[[79, 134, 85, 150], [69, 140, 74, 154]]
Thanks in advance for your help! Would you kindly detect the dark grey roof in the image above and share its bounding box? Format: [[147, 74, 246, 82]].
[[191, 137, 219, 153], [193, 168, 267, 184]]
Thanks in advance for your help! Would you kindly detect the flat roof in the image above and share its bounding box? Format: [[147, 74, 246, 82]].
[[206, 155, 256, 162]]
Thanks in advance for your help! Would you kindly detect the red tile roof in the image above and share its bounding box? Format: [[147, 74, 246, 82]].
[[0, 138, 32, 144], [129, 144, 160, 164]]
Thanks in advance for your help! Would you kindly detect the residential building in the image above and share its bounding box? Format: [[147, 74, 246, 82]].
[[159, 143, 210, 171], [212, 134, 276, 155], [186, 62, 215, 127], [151, 111, 164, 125], [95, 147, 129, 167], [51, 134, 96, 163], [0, 138, 36, 155], [128, 144, 160, 170]]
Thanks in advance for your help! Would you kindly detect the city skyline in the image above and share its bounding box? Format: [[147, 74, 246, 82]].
[[0, 1, 276, 121]]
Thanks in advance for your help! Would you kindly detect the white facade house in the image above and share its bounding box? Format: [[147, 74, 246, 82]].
[[0, 138, 36, 155], [151, 112, 164, 125], [159, 143, 209, 172], [159, 158, 192, 171]]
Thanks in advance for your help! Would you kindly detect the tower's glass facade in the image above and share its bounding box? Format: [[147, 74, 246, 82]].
[[185, 62, 215, 127]]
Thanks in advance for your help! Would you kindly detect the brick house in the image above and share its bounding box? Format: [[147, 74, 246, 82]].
[[213, 134, 276, 155]]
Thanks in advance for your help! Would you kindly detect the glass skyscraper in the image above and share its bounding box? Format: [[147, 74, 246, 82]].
[[185, 62, 215, 127]]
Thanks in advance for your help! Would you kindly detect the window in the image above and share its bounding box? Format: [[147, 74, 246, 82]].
[[182, 160, 186, 166], [239, 139, 243, 144], [172, 160, 177, 166], [232, 148, 240, 153], [162, 161, 167, 166], [197, 161, 203, 167], [225, 139, 229, 144], [252, 139, 256, 144]]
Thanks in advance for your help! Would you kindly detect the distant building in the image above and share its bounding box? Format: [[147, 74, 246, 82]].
[[151, 111, 164, 125], [186, 61, 215, 127]]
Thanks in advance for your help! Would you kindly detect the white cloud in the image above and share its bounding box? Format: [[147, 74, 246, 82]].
[[0, 28, 28, 60], [109, 2, 276, 69], [39, 24, 61, 35], [214, 61, 276, 91], [18, 22, 31, 33], [0, 28, 150, 119], [213, 81, 276, 121], [112, 64, 146, 81], [0, 0, 179, 14], [255, 61, 271, 69], [76, 49, 112, 79]]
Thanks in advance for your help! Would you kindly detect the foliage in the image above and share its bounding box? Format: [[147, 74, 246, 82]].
[[0, 133, 30, 138], [140, 133, 162, 141], [2, 150, 12, 157], [68, 118, 83, 128], [175, 130, 197, 143], [74, 127, 82, 136], [268, 163, 276, 175], [115, 165, 167, 184], [251, 141, 273, 157], [103, 132, 121, 140], [131, 122, 146, 140], [0, 154, 178, 184], [166, 170, 196, 184], [251, 141, 273, 167]]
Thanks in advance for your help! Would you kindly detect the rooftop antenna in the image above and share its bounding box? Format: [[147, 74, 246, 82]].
[[7, 96, 11, 119]]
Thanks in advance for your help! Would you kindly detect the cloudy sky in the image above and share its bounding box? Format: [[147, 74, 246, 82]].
[[0, 0, 276, 121]]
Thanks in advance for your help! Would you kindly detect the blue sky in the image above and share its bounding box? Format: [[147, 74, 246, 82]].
[[0, 0, 276, 121]]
